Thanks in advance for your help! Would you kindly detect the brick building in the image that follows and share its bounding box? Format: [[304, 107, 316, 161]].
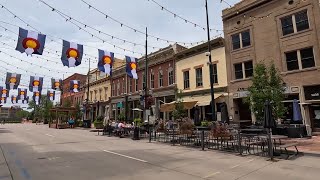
[[110, 44, 186, 121], [222, 0, 320, 134], [61, 73, 87, 107]]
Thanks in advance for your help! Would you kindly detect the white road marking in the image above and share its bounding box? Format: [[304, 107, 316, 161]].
[[230, 164, 240, 169], [103, 150, 147, 163], [45, 134, 55, 137], [203, 171, 221, 178]]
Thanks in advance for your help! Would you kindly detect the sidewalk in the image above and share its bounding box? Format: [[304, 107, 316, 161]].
[[283, 136, 320, 155], [0, 146, 12, 180]]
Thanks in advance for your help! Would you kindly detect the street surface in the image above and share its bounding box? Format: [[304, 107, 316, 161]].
[[1, 124, 320, 180]]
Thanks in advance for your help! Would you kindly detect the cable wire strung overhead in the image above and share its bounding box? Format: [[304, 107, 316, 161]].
[[80, 0, 207, 46], [146, 0, 224, 33]]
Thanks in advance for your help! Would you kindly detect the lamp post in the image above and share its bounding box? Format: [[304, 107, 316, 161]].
[[205, 0, 216, 121]]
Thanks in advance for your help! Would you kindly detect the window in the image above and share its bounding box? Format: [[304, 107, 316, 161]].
[[234, 61, 253, 80], [128, 79, 132, 93], [231, 30, 251, 50], [135, 79, 138, 92], [112, 83, 115, 96], [150, 73, 155, 89], [159, 70, 163, 87], [122, 80, 125, 94], [104, 87, 108, 100], [117, 82, 120, 96], [99, 89, 102, 100], [285, 51, 299, 71], [212, 64, 218, 84], [285, 47, 315, 71], [295, 10, 309, 32], [234, 63, 243, 79], [195, 68, 203, 87], [281, 16, 294, 36], [183, 71, 190, 89], [241, 31, 251, 48], [168, 68, 174, 85], [281, 10, 309, 36], [244, 61, 253, 78]]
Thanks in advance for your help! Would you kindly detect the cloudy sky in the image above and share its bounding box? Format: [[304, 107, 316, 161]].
[[0, 0, 239, 107]]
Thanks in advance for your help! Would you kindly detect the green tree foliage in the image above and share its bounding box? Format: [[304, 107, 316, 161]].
[[172, 89, 187, 120], [28, 95, 54, 121], [16, 110, 30, 119], [247, 63, 286, 124]]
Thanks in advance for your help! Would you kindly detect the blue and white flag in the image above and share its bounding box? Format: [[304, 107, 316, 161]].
[[51, 78, 62, 90], [29, 76, 43, 92], [11, 95, 18, 104], [0, 86, 9, 98], [125, 56, 138, 79], [33, 91, 41, 105], [98, 49, 114, 76], [61, 40, 83, 67], [47, 90, 55, 101], [15, 27, 46, 55], [5, 72, 21, 90], [0, 97, 7, 104], [18, 88, 28, 102], [22, 96, 29, 104], [70, 80, 80, 93]]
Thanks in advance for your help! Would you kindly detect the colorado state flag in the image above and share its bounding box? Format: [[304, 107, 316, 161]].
[[33, 91, 41, 105], [29, 76, 44, 92], [125, 56, 138, 79], [5, 72, 21, 90], [98, 49, 114, 76], [18, 88, 28, 102], [11, 95, 18, 104], [61, 40, 83, 67], [0, 86, 9, 98], [47, 90, 55, 101], [51, 78, 62, 90], [16, 27, 46, 55], [70, 80, 80, 93], [0, 97, 7, 104]]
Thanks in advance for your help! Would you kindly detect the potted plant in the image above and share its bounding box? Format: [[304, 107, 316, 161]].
[[94, 116, 104, 129], [179, 118, 195, 135], [133, 118, 142, 127]]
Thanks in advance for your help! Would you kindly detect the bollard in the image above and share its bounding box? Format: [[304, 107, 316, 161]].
[[201, 130, 205, 151], [148, 126, 152, 143], [238, 130, 242, 155]]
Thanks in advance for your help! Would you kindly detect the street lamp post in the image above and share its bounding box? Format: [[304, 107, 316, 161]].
[[205, 0, 216, 121]]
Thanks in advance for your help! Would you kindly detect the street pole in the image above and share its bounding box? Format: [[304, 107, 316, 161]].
[[86, 58, 91, 122], [144, 27, 148, 120], [205, 0, 215, 121]]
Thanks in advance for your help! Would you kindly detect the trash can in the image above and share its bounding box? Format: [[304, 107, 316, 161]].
[[287, 125, 303, 138]]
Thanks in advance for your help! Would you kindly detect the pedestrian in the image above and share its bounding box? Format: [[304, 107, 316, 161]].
[[68, 117, 75, 128]]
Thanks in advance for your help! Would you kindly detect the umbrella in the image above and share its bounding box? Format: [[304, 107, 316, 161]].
[[132, 108, 143, 112], [293, 99, 302, 122], [220, 102, 229, 124], [263, 100, 275, 160], [263, 100, 276, 129]]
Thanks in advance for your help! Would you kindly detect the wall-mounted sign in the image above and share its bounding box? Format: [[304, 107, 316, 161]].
[[304, 85, 320, 100]]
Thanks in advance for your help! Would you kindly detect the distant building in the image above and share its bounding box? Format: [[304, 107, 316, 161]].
[[222, 0, 320, 134], [61, 73, 87, 107], [175, 38, 228, 122]]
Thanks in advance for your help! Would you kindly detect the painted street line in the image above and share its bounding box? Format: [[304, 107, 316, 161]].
[[103, 150, 148, 163], [45, 134, 55, 137]]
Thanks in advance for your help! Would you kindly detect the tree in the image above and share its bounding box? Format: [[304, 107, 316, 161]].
[[172, 89, 187, 121], [16, 110, 30, 119], [28, 95, 53, 121], [247, 63, 286, 124], [63, 99, 72, 107]]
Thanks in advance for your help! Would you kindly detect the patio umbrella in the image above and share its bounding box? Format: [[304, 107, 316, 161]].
[[220, 102, 229, 124], [293, 99, 302, 122], [263, 100, 275, 160]]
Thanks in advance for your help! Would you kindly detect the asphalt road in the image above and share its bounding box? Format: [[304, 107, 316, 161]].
[[1, 124, 320, 180]]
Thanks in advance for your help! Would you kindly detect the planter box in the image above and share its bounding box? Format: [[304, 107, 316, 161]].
[[94, 123, 104, 129]]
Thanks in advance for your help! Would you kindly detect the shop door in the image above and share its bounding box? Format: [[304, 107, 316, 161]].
[[309, 104, 320, 131]]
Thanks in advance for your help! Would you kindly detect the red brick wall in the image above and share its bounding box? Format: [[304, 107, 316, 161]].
[[61, 73, 87, 106]]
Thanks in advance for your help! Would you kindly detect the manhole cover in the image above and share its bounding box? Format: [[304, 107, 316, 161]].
[[37, 157, 47, 160]]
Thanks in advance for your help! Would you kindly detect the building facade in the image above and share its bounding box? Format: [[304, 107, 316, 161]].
[[61, 73, 87, 107], [110, 44, 186, 121], [175, 38, 228, 123], [222, 0, 320, 134]]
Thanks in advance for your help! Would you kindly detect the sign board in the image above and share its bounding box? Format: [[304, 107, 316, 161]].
[[117, 102, 123, 108], [304, 85, 320, 100]]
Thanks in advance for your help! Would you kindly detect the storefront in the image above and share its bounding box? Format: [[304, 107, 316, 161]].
[[304, 85, 320, 133]]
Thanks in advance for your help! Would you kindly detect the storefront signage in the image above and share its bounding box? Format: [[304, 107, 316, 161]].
[[304, 85, 320, 100]]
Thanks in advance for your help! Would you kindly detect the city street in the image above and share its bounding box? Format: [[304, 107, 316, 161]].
[[0, 124, 319, 180]]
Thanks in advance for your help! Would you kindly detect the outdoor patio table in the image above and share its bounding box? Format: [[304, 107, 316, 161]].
[[258, 135, 288, 156]]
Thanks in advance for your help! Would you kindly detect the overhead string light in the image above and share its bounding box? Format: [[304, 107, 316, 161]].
[[220, 0, 233, 8], [147, 0, 224, 33], [80, 0, 207, 45], [38, 0, 145, 55]]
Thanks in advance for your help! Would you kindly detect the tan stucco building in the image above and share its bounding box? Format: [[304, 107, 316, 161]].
[[223, 0, 320, 134], [175, 38, 228, 122]]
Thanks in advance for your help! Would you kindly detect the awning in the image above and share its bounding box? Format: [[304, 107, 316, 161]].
[[160, 101, 198, 112], [182, 93, 224, 107]]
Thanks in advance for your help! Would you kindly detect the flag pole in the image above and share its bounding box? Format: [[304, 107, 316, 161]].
[[144, 27, 148, 120], [86, 58, 91, 120]]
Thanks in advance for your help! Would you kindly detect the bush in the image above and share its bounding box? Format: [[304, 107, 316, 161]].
[[78, 121, 83, 127], [201, 121, 209, 127], [133, 118, 142, 127]]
